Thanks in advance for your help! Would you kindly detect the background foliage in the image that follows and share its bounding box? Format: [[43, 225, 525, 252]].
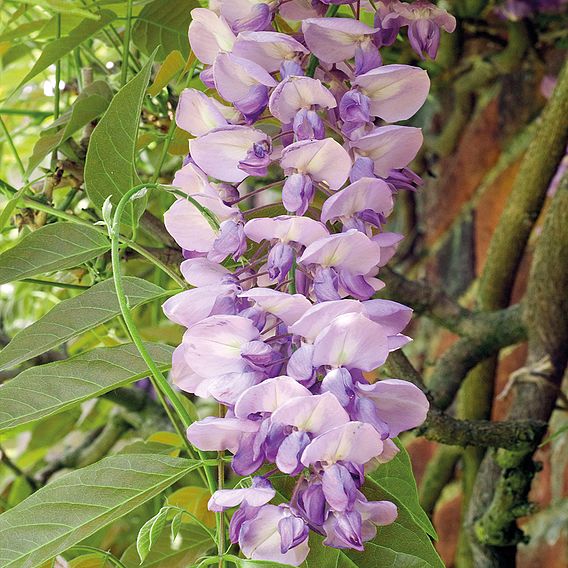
[[0, 1, 567, 567]]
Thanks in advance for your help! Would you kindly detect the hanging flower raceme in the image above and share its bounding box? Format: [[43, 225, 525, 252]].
[[161, 2, 455, 565]]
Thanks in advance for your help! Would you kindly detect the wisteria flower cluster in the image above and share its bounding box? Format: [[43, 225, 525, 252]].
[[163, 1, 454, 565]]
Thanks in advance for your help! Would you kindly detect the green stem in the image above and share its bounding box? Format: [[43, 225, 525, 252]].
[[51, 13, 62, 170], [121, 0, 133, 86], [110, 184, 216, 496], [0, 116, 26, 181]]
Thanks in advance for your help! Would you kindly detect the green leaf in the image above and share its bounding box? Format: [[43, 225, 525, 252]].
[[0, 223, 109, 286], [122, 525, 213, 567], [85, 54, 155, 224], [369, 440, 437, 539], [0, 276, 169, 370], [0, 342, 173, 432], [137, 507, 170, 563], [0, 20, 48, 43], [0, 454, 201, 568], [132, 0, 200, 60], [28, 81, 113, 173], [15, 10, 116, 91], [170, 512, 183, 542]]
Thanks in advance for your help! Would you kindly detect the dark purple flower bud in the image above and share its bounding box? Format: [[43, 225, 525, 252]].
[[374, 3, 402, 47], [208, 220, 247, 263], [293, 109, 325, 141], [357, 208, 385, 228], [232, 3, 273, 33], [287, 343, 315, 386], [280, 59, 304, 79], [313, 266, 341, 302], [321, 368, 354, 407], [229, 504, 259, 544], [353, 396, 390, 438], [278, 514, 309, 553], [282, 173, 314, 215], [233, 430, 266, 475], [354, 40, 382, 76], [238, 139, 272, 177], [268, 241, 295, 283], [324, 511, 364, 550], [385, 167, 423, 192], [322, 463, 359, 512], [239, 305, 268, 332], [338, 270, 375, 301], [235, 84, 270, 124], [242, 340, 278, 369], [217, 183, 241, 205], [339, 90, 371, 125], [295, 478, 327, 527], [199, 66, 215, 89], [408, 19, 441, 59], [350, 157, 376, 182]]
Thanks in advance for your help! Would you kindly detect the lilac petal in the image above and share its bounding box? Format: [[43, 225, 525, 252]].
[[362, 299, 412, 335], [207, 371, 265, 406], [312, 312, 389, 371], [355, 378, 429, 436], [245, 215, 329, 246], [301, 421, 383, 466], [350, 125, 423, 177], [388, 334, 412, 351], [182, 314, 260, 378], [234, 375, 311, 418], [322, 463, 359, 512], [170, 344, 205, 395], [269, 76, 336, 124], [289, 299, 363, 341], [276, 430, 311, 474], [282, 173, 314, 216], [353, 64, 430, 122], [321, 177, 393, 225], [208, 219, 247, 263], [356, 498, 398, 526], [164, 195, 238, 252], [162, 285, 237, 327], [271, 392, 350, 435], [350, 156, 375, 182], [213, 53, 277, 103], [187, 416, 259, 452], [208, 478, 276, 512], [171, 161, 214, 197], [408, 19, 440, 59], [323, 511, 364, 550], [229, 504, 258, 544], [298, 229, 381, 274], [286, 343, 315, 384], [321, 368, 354, 407], [176, 89, 229, 136], [313, 266, 341, 302], [281, 138, 352, 190], [267, 242, 295, 283], [233, 430, 267, 475], [339, 90, 371, 125], [280, 0, 325, 19], [354, 39, 382, 75], [239, 288, 312, 326], [294, 479, 327, 526], [293, 109, 325, 140], [234, 84, 270, 124], [239, 505, 310, 566], [188, 8, 236, 65], [241, 340, 278, 369], [238, 139, 272, 177], [180, 258, 232, 286], [278, 514, 309, 553], [190, 125, 271, 183], [229, 2, 272, 32], [338, 270, 377, 301], [233, 31, 308, 72], [302, 18, 376, 64], [373, 232, 404, 266]]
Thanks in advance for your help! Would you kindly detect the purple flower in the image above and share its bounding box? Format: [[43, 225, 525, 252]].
[[188, 8, 236, 65], [208, 476, 276, 512]]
